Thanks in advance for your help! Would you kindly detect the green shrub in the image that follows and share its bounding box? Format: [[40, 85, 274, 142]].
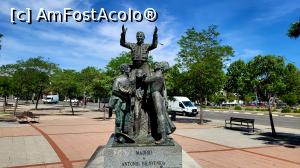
[[293, 108, 300, 113], [245, 108, 255, 111], [281, 107, 291, 113], [234, 106, 242, 110], [281, 93, 297, 106], [209, 106, 229, 109]]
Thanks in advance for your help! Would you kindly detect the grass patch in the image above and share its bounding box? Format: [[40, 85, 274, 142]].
[[281, 107, 291, 113], [293, 108, 300, 113], [208, 106, 230, 110], [234, 106, 242, 110]]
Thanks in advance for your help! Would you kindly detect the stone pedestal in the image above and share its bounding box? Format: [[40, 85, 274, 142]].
[[85, 135, 182, 168]]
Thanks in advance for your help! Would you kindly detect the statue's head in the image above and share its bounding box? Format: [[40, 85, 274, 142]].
[[120, 64, 130, 74], [154, 61, 169, 72], [136, 69, 145, 78], [136, 31, 145, 44]]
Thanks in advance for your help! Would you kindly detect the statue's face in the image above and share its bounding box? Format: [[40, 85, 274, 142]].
[[136, 69, 144, 78], [120, 64, 130, 74], [136, 32, 145, 44]]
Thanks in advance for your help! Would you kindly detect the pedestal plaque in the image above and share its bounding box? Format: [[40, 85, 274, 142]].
[[86, 135, 182, 168]]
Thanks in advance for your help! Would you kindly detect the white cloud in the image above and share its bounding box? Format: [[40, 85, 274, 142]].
[[236, 48, 263, 60], [254, 1, 300, 22], [0, 1, 180, 70]]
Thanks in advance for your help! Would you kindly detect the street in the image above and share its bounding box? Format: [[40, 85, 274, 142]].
[[202, 110, 300, 129], [83, 103, 300, 129]]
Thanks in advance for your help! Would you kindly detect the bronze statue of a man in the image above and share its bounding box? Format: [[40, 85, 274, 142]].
[[109, 64, 132, 136], [120, 25, 158, 75], [145, 62, 176, 144]]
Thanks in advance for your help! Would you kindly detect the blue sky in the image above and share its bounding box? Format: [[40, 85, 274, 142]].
[[0, 0, 299, 70]]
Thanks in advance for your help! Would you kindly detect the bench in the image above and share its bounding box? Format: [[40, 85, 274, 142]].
[[225, 117, 254, 132], [5, 103, 13, 108], [25, 112, 40, 122], [15, 112, 40, 122], [15, 112, 28, 122]]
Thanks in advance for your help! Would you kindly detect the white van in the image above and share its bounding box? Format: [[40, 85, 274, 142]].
[[42, 95, 59, 104], [168, 96, 198, 116]]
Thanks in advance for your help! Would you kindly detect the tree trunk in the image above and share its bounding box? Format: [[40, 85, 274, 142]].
[[268, 96, 277, 137], [69, 97, 74, 115], [103, 103, 106, 120], [255, 90, 258, 107], [35, 87, 43, 110], [199, 98, 204, 125], [31, 93, 35, 104], [14, 97, 19, 116], [98, 98, 101, 110], [3, 96, 7, 113]]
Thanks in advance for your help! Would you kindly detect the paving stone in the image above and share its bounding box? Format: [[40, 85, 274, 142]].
[[172, 134, 230, 152], [244, 146, 300, 164], [49, 132, 111, 161], [175, 128, 269, 148], [0, 126, 40, 137], [0, 136, 60, 167], [189, 149, 300, 168]]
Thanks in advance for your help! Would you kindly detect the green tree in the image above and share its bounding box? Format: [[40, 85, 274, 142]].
[[19, 57, 57, 109], [209, 93, 226, 105], [91, 72, 111, 109], [0, 76, 11, 112], [225, 59, 248, 102], [51, 69, 80, 115], [281, 93, 297, 106], [0, 63, 34, 114], [105, 52, 132, 77], [287, 19, 300, 39], [79, 66, 101, 105], [176, 25, 234, 124], [0, 57, 57, 111], [282, 63, 300, 105], [165, 64, 184, 97], [247, 55, 286, 136], [0, 64, 17, 113], [11, 66, 33, 114]]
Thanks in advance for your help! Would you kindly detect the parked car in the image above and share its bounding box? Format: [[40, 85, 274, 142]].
[[42, 95, 59, 104], [64, 98, 79, 105], [168, 96, 198, 117]]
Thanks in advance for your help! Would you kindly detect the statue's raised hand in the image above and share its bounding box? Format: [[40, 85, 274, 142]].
[[153, 26, 158, 35], [122, 24, 127, 34]]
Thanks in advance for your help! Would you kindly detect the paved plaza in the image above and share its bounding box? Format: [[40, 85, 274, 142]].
[[0, 109, 299, 168]]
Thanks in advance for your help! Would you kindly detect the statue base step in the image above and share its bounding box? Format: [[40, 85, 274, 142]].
[[85, 134, 182, 168]]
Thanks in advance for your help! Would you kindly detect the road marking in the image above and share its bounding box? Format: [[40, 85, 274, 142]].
[[272, 114, 278, 116], [233, 112, 239, 114], [244, 112, 251, 114], [284, 115, 294, 117], [223, 111, 228, 113], [255, 113, 264, 115]]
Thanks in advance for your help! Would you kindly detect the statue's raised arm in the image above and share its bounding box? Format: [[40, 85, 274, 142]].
[[148, 26, 158, 51], [120, 24, 131, 49]]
